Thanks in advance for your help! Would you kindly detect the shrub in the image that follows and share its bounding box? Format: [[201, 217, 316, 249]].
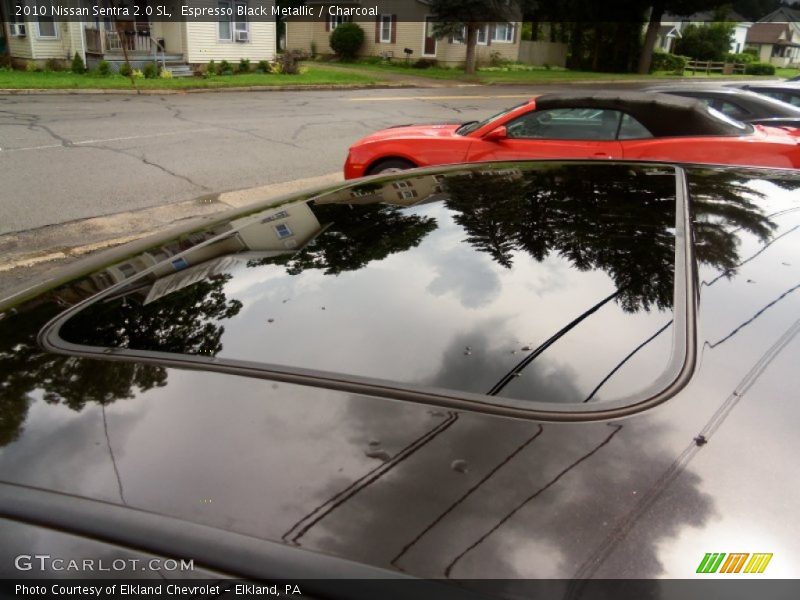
[[96, 60, 111, 76], [206, 60, 216, 76], [118, 62, 133, 77], [725, 52, 756, 64], [743, 47, 759, 58], [160, 69, 173, 79], [218, 60, 233, 75], [413, 58, 436, 69], [71, 52, 85, 74], [142, 63, 159, 79], [256, 60, 272, 73], [25, 61, 40, 72], [329, 22, 364, 60], [279, 52, 299, 74], [44, 58, 64, 72], [488, 51, 509, 67], [310, 41, 318, 58], [745, 62, 776, 75], [238, 58, 250, 73], [650, 51, 688, 73], [132, 69, 144, 79]]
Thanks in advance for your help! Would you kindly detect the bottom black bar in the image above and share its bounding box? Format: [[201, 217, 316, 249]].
[[2, 579, 800, 600]]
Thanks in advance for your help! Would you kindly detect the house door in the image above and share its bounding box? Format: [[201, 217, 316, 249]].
[[423, 17, 437, 56]]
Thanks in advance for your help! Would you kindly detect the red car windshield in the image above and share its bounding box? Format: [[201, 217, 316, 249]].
[[456, 102, 530, 136]]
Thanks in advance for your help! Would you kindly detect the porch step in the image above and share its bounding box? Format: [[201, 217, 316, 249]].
[[165, 65, 194, 77]]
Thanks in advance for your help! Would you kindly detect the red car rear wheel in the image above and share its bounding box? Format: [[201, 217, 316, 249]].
[[367, 158, 416, 175]]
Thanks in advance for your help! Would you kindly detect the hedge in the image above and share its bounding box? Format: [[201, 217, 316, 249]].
[[650, 51, 689, 73], [744, 62, 776, 75]]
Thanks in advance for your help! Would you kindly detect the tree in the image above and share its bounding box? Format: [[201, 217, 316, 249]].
[[674, 21, 736, 61], [329, 22, 365, 61], [430, 0, 521, 75], [637, 0, 726, 74], [523, 0, 649, 73]]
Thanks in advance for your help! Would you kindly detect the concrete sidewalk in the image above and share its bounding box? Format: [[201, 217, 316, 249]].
[[0, 172, 343, 297]]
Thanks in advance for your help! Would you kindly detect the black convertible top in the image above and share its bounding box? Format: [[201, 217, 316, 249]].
[[534, 91, 746, 137]]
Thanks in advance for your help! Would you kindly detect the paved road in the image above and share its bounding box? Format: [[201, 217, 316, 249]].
[[1, 82, 695, 236], [0, 86, 547, 235]]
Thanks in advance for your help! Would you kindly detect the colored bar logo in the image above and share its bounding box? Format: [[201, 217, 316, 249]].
[[696, 553, 773, 574]]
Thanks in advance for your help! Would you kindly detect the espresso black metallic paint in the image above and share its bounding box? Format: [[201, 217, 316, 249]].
[[1, 162, 799, 585]]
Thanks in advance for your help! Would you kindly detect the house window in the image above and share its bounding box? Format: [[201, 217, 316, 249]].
[[234, 2, 249, 40], [274, 223, 294, 239], [452, 25, 488, 45], [37, 17, 58, 39], [380, 15, 392, 43], [330, 15, 350, 30], [218, 1, 232, 40], [492, 23, 515, 43], [219, 1, 249, 42], [398, 190, 418, 200], [392, 181, 412, 189], [477, 25, 488, 45]]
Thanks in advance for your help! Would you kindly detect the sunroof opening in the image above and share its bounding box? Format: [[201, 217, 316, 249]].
[[48, 163, 688, 414]]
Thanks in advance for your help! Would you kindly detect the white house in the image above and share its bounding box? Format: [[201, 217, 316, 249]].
[[657, 10, 751, 55], [2, 0, 276, 72]]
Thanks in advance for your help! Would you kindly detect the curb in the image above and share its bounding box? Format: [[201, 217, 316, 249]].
[[0, 172, 343, 274], [1, 75, 783, 94], [0, 82, 419, 95]]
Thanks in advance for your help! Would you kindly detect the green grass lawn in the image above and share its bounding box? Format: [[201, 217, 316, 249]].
[[324, 61, 475, 80], [0, 66, 379, 90], [311, 60, 790, 85], [775, 67, 800, 79]]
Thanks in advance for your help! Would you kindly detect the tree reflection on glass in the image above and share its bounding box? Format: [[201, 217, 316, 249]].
[[248, 203, 438, 275], [688, 169, 799, 276], [443, 166, 678, 313], [61, 274, 243, 356], [442, 165, 794, 314], [0, 302, 167, 447]]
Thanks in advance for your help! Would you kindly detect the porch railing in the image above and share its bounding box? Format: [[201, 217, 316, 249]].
[[84, 27, 160, 55], [83, 26, 167, 71]]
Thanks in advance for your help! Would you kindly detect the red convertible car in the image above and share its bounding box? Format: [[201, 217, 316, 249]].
[[343, 92, 800, 178]]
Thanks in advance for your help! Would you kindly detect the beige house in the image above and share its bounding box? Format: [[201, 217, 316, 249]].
[[3, 0, 276, 72], [286, 0, 521, 67], [746, 22, 800, 66]]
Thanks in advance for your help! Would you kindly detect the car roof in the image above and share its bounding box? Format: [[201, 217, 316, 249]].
[[731, 81, 800, 91], [644, 86, 800, 117], [2, 160, 800, 582], [533, 91, 744, 136]]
